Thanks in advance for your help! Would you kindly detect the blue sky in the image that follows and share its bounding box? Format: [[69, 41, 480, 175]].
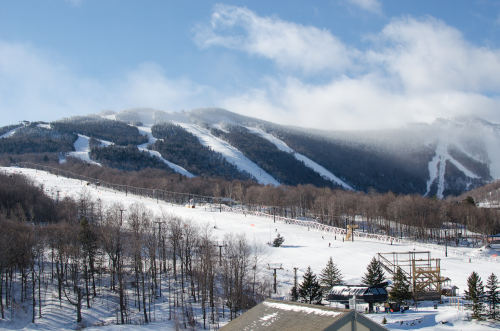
[[1, 0, 500, 129]]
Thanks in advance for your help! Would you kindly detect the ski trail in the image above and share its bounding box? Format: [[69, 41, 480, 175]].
[[67, 134, 102, 166], [246, 127, 353, 190], [425, 140, 479, 198], [0, 127, 20, 139], [175, 123, 280, 186], [137, 126, 195, 178]]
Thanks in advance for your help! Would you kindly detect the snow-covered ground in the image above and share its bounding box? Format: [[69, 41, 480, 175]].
[[36, 123, 51, 130], [0, 127, 20, 139], [246, 127, 353, 190], [0, 166, 498, 330], [66, 134, 102, 166], [136, 126, 195, 178], [174, 122, 280, 185], [425, 140, 480, 198]]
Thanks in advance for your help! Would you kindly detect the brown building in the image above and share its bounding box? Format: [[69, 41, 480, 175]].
[[221, 299, 389, 331]]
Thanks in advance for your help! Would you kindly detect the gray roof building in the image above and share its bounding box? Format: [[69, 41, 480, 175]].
[[221, 299, 389, 331]]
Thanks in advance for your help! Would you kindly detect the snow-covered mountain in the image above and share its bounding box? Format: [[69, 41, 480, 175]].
[[1, 108, 499, 197]]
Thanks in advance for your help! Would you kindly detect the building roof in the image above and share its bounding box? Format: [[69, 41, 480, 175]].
[[221, 299, 389, 331]]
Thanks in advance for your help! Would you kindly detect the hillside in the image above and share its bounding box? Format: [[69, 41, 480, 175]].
[[0, 109, 498, 196], [1, 166, 498, 331]]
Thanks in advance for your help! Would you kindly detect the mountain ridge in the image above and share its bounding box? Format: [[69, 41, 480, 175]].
[[1, 108, 498, 197]]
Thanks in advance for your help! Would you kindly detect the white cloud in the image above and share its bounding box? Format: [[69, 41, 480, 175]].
[[346, 0, 382, 15], [372, 17, 500, 93], [0, 41, 212, 125], [2, 9, 500, 133], [214, 14, 500, 130], [194, 4, 354, 74]]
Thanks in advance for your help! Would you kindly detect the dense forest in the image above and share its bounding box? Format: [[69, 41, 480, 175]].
[[90, 145, 175, 173], [270, 128, 433, 194], [0, 124, 76, 154], [210, 126, 335, 187], [152, 123, 252, 181], [52, 116, 148, 146]]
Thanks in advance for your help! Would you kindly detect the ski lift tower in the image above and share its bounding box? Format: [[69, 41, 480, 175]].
[[268, 263, 284, 294]]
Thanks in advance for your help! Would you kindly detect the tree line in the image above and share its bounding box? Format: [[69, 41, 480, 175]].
[[17, 159, 500, 238]]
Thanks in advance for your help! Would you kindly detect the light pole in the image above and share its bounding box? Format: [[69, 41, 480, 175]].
[[445, 230, 448, 257]]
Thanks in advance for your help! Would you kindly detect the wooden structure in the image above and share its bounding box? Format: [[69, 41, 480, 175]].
[[377, 251, 446, 301], [267, 263, 284, 294], [345, 224, 358, 241]]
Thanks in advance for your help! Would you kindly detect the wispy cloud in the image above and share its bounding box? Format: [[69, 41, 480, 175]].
[[196, 8, 500, 130], [3, 6, 500, 132], [346, 0, 382, 15], [194, 4, 355, 74], [0, 41, 213, 125]]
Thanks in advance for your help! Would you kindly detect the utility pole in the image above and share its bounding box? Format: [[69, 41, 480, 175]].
[[445, 230, 448, 257], [214, 241, 226, 266], [119, 208, 125, 226], [268, 263, 283, 294]]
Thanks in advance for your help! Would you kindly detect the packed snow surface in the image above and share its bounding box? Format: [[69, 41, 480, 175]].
[[246, 127, 353, 190], [425, 140, 479, 198], [0, 127, 19, 139], [0, 166, 498, 330], [67, 134, 102, 166], [137, 126, 195, 178], [174, 122, 279, 185], [37, 123, 51, 129]]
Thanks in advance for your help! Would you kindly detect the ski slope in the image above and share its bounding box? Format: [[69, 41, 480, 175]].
[[1, 166, 498, 331], [137, 126, 195, 178], [0, 127, 20, 139], [66, 134, 102, 166], [246, 127, 354, 190], [425, 140, 480, 198], [174, 122, 279, 185]]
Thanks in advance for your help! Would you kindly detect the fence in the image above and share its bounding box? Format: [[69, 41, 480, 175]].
[[7, 162, 427, 245]]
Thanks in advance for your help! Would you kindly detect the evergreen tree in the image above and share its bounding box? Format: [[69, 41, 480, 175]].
[[389, 267, 411, 303], [319, 257, 343, 288], [485, 273, 499, 320], [362, 257, 386, 286], [298, 266, 323, 304], [272, 233, 285, 247], [465, 271, 485, 319]]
